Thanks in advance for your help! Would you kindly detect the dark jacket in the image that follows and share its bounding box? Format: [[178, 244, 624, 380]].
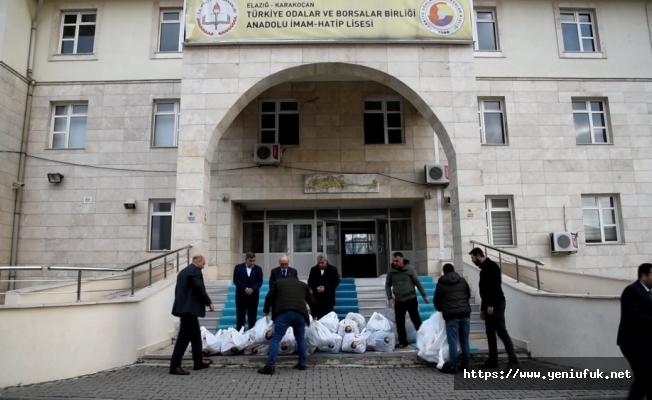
[[171, 264, 212, 318], [617, 281, 652, 348], [269, 266, 298, 287], [434, 271, 472, 321], [263, 278, 317, 325], [478, 257, 505, 311], [385, 263, 427, 303], [233, 262, 263, 302], [307, 263, 340, 304]]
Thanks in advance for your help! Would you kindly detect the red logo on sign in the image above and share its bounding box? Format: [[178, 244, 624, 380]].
[[444, 166, 450, 179]]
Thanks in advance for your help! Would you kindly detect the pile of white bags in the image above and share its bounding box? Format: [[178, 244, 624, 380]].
[[367, 312, 393, 332], [345, 312, 366, 331], [337, 318, 360, 337], [220, 327, 248, 355], [416, 312, 450, 369], [319, 312, 340, 333], [247, 316, 275, 345]]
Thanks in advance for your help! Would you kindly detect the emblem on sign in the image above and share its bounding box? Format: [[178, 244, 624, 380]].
[[419, 0, 464, 36], [196, 0, 239, 36]]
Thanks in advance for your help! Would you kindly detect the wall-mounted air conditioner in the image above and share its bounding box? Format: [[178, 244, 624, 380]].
[[550, 231, 579, 254], [254, 143, 281, 165], [424, 163, 449, 186]]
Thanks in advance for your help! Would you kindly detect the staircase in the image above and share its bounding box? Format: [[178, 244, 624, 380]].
[[197, 281, 230, 331]]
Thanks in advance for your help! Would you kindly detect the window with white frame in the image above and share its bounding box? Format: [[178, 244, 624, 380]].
[[150, 200, 174, 251], [560, 10, 598, 52], [486, 197, 515, 246], [478, 99, 507, 145], [51, 103, 88, 149], [59, 12, 96, 54], [259, 100, 300, 145], [582, 195, 620, 244], [158, 9, 183, 52], [474, 9, 499, 51], [152, 100, 180, 147], [572, 99, 609, 144], [363, 99, 404, 144]]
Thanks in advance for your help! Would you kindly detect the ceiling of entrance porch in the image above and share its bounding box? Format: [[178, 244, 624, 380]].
[[235, 198, 418, 210], [288, 72, 370, 82]]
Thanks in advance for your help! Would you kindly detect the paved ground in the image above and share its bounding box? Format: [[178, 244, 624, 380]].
[[0, 361, 628, 400]]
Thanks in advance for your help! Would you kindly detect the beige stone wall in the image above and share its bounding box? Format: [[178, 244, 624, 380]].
[[0, 65, 28, 266], [478, 78, 652, 278], [17, 81, 179, 269]]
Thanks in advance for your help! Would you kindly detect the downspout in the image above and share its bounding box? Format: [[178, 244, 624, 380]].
[[434, 133, 446, 266], [9, 0, 43, 289]]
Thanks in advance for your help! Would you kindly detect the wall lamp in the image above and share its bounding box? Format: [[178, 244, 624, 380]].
[[47, 173, 64, 183]]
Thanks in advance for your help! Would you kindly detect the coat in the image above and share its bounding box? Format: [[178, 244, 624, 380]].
[[434, 271, 472, 321], [385, 263, 427, 303], [171, 264, 212, 318], [617, 281, 652, 349], [269, 266, 298, 287], [307, 263, 340, 309], [263, 277, 317, 325], [478, 257, 505, 311], [233, 263, 263, 303]]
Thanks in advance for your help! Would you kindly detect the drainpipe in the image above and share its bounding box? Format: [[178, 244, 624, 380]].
[[434, 133, 445, 267], [9, 0, 43, 289]]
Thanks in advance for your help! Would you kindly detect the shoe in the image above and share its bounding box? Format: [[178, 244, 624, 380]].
[[441, 364, 457, 374], [507, 360, 520, 367], [397, 343, 409, 349], [293, 364, 307, 370], [481, 360, 499, 369], [169, 367, 190, 375], [258, 366, 275, 375], [193, 361, 211, 370]]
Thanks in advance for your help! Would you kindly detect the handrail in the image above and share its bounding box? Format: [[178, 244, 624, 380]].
[[470, 240, 544, 291], [0, 266, 44, 271], [123, 245, 193, 271], [48, 267, 125, 272]]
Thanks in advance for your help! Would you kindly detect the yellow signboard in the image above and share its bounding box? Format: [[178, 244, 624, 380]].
[[185, 0, 473, 43]]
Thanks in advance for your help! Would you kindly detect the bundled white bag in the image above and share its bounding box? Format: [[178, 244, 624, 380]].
[[249, 316, 274, 344], [341, 332, 368, 353], [220, 327, 248, 355], [319, 312, 339, 333], [200, 326, 209, 351], [278, 327, 297, 355], [337, 318, 360, 337], [316, 332, 343, 353], [306, 320, 332, 348], [416, 312, 450, 369], [405, 317, 418, 344], [368, 330, 395, 352], [367, 312, 392, 332], [345, 312, 366, 331], [205, 328, 222, 354], [244, 342, 270, 355]]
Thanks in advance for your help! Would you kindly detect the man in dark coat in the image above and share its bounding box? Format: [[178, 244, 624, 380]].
[[469, 247, 518, 368], [169, 255, 214, 375], [269, 255, 298, 287], [233, 252, 264, 330], [307, 254, 340, 318], [434, 263, 472, 374], [617, 263, 652, 400], [258, 276, 317, 375]]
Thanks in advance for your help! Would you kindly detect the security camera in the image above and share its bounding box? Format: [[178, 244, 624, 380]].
[[124, 199, 136, 209], [12, 181, 25, 188]]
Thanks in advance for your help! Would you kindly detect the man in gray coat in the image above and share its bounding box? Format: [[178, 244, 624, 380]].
[[385, 252, 429, 348]]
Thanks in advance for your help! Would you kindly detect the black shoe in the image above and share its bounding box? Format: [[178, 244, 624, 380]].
[[507, 360, 520, 367], [193, 361, 211, 370], [481, 360, 499, 369], [258, 366, 275, 375], [169, 367, 190, 375], [441, 364, 457, 374], [293, 364, 307, 370], [397, 343, 409, 349]]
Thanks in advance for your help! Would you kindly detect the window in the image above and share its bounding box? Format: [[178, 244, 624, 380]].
[[243, 222, 264, 253], [152, 101, 179, 147], [158, 9, 182, 52], [345, 234, 375, 255], [150, 200, 174, 251], [486, 197, 515, 246], [478, 99, 507, 145], [363, 99, 404, 144], [474, 9, 499, 51], [59, 12, 96, 54], [572, 100, 609, 144], [560, 10, 598, 52], [259, 100, 300, 145], [50, 103, 88, 149], [582, 195, 620, 244]]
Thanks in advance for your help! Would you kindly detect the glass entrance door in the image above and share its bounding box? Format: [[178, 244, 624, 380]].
[[267, 222, 314, 279]]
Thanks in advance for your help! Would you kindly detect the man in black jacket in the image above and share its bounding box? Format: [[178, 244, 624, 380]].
[[169, 255, 214, 375], [434, 263, 471, 373], [469, 247, 518, 368], [233, 252, 264, 330], [258, 276, 317, 375], [617, 263, 652, 400], [307, 254, 340, 318], [269, 255, 298, 287]]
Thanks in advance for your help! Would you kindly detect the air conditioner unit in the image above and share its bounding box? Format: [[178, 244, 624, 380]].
[[424, 163, 449, 186], [550, 231, 579, 254], [254, 143, 281, 165]]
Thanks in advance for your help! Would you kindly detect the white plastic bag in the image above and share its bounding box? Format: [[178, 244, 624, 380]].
[[244, 342, 270, 355], [200, 326, 209, 351], [416, 312, 450, 369], [249, 316, 274, 344], [405, 317, 418, 344], [306, 320, 333, 348], [367, 312, 392, 332], [368, 330, 395, 352], [341, 332, 368, 353], [205, 328, 222, 354], [319, 312, 339, 333], [337, 318, 360, 337], [316, 332, 343, 353], [278, 327, 297, 355], [345, 312, 367, 331], [220, 327, 247, 355]]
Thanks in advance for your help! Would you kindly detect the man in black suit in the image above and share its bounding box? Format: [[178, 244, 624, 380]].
[[269, 255, 298, 287], [169, 255, 214, 375], [233, 252, 264, 331], [469, 247, 518, 368], [617, 263, 652, 400], [308, 254, 340, 318]]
